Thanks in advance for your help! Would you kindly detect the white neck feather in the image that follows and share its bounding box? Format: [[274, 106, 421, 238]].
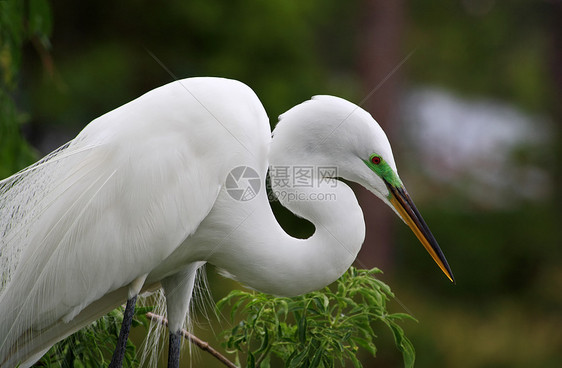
[[206, 172, 365, 297]]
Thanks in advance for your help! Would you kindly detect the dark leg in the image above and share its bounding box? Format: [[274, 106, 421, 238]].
[[168, 330, 181, 368], [108, 295, 138, 368]]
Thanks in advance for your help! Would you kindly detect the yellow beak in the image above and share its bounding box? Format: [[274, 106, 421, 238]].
[[387, 184, 455, 283]]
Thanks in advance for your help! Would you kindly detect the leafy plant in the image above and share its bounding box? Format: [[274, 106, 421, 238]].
[[218, 267, 416, 368], [0, 0, 53, 177], [38, 305, 153, 367]]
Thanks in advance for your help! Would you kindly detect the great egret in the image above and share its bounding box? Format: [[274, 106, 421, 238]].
[[0, 77, 453, 367]]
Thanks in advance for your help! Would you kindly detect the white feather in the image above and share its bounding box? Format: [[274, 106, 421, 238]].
[[0, 76, 421, 367]]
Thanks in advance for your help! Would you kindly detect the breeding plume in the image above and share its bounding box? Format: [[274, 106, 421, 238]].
[[0, 77, 453, 367]]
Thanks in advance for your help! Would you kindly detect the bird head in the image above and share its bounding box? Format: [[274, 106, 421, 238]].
[[272, 95, 455, 283]]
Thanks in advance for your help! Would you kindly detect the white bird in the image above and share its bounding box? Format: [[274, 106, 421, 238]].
[[0, 77, 453, 367]]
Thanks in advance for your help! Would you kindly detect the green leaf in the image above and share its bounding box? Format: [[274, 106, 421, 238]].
[[390, 312, 418, 322], [230, 296, 248, 321], [256, 328, 269, 355], [277, 298, 289, 318], [388, 321, 416, 368], [247, 351, 256, 368], [322, 354, 334, 368], [352, 336, 377, 356], [297, 311, 307, 344], [349, 352, 363, 368], [309, 344, 324, 368], [288, 348, 309, 368]]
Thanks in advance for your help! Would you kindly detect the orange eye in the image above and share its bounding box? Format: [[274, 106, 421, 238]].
[[371, 156, 381, 165]]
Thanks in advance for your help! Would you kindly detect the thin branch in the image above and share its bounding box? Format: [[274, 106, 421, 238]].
[[146, 312, 238, 368], [30, 34, 66, 91], [30, 35, 55, 78]]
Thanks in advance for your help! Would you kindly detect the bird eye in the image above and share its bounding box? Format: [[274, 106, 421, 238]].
[[370, 155, 381, 165]]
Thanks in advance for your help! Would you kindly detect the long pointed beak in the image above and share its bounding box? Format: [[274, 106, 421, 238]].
[[387, 184, 455, 283]]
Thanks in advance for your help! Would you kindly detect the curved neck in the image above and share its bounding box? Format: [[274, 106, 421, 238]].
[[207, 171, 365, 297]]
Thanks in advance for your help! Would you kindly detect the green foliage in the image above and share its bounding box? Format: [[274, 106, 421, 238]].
[[38, 305, 153, 367], [406, 0, 551, 112], [217, 267, 416, 368], [0, 0, 52, 178]]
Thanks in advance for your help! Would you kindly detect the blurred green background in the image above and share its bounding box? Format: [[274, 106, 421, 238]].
[[1, 0, 561, 367]]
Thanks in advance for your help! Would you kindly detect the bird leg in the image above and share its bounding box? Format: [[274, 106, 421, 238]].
[[161, 263, 204, 368], [168, 330, 181, 368], [108, 295, 137, 368]]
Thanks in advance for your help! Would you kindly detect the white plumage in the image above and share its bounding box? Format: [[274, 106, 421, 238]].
[[0, 77, 452, 367]]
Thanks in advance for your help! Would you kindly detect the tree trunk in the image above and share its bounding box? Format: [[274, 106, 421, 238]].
[[355, 0, 405, 273]]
